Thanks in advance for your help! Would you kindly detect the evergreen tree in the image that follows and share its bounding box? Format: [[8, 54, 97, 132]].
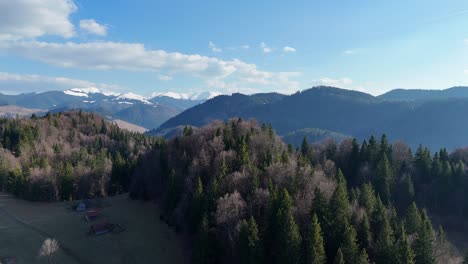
[[306, 214, 326, 264], [375, 155, 392, 205], [301, 136, 310, 157], [357, 214, 372, 251], [359, 183, 376, 212], [357, 249, 370, 264], [414, 210, 434, 264], [238, 217, 261, 264], [374, 213, 395, 264], [396, 225, 415, 264], [328, 171, 350, 256], [190, 177, 204, 232], [334, 248, 345, 264], [405, 202, 422, 234], [340, 221, 359, 263]]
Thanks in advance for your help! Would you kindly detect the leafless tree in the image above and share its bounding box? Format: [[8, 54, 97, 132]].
[[38, 238, 59, 264]]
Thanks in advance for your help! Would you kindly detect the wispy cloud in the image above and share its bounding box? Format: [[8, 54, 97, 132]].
[[208, 41, 222, 52], [158, 74, 173, 81], [260, 42, 272, 53], [315, 77, 353, 87], [0, 72, 121, 94], [342, 49, 358, 56], [283, 46, 296, 53], [79, 19, 107, 36]]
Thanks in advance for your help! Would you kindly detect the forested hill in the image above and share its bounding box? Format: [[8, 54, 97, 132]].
[[132, 118, 468, 264], [0, 111, 156, 201], [153, 86, 468, 150]]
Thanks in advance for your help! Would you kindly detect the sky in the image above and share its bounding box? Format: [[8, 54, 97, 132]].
[[1, 0, 468, 96]]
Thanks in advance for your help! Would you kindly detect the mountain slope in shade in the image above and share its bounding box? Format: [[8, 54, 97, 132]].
[[154, 86, 468, 150], [0, 89, 219, 129], [379, 86, 468, 101]]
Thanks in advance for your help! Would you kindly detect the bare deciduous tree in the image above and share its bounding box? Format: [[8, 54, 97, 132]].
[[38, 238, 59, 264]]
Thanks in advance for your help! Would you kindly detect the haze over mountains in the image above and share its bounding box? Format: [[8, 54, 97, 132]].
[[3, 86, 468, 150], [154, 86, 468, 150], [0, 88, 220, 130]]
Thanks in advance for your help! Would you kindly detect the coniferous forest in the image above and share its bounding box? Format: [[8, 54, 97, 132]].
[[131, 118, 468, 264], [2, 113, 468, 263]]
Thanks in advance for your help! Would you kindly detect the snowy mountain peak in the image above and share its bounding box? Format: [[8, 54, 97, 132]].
[[150, 91, 222, 100], [115, 92, 152, 104], [64, 87, 120, 97]]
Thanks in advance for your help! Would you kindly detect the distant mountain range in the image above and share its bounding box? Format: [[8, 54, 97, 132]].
[[153, 86, 468, 150], [4, 86, 468, 150], [0, 88, 221, 130]]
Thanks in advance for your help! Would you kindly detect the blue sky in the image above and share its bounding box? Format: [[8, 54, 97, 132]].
[[1, 0, 468, 96]]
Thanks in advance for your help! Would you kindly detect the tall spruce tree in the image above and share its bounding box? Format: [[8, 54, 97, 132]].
[[238, 217, 261, 264], [414, 210, 434, 264], [396, 225, 415, 264], [405, 202, 422, 234], [306, 214, 326, 264], [334, 248, 345, 264]]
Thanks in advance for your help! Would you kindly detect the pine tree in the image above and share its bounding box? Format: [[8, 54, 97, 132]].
[[334, 248, 345, 264], [329, 171, 350, 256], [190, 177, 204, 232], [359, 183, 376, 213], [307, 214, 326, 264], [277, 208, 302, 264], [341, 221, 359, 263], [301, 136, 310, 157], [312, 187, 329, 228], [357, 214, 372, 251], [193, 214, 218, 264], [374, 213, 395, 264], [414, 210, 434, 264], [396, 225, 415, 264], [375, 155, 392, 205], [405, 202, 422, 234], [238, 216, 261, 264], [357, 249, 370, 264]]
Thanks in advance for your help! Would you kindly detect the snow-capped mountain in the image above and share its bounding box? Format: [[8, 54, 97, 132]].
[[114, 92, 152, 104], [149, 91, 222, 101], [63, 87, 120, 97]]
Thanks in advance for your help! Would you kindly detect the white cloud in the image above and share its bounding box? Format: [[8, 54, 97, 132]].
[[343, 49, 357, 55], [0, 40, 301, 93], [260, 42, 272, 53], [283, 46, 296, 53], [158, 74, 173, 81], [241, 45, 250, 49], [79, 19, 107, 36], [0, 0, 77, 40], [464, 69, 468, 74], [208, 41, 222, 52], [316, 77, 353, 87], [0, 72, 121, 95], [464, 39, 468, 44]]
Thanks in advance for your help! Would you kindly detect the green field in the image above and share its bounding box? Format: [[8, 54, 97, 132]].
[[0, 193, 189, 264]]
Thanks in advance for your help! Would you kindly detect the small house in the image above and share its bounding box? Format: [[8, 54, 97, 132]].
[[85, 210, 99, 222], [89, 222, 112, 235]]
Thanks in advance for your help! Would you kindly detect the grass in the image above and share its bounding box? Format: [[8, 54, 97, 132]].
[[0, 193, 189, 264]]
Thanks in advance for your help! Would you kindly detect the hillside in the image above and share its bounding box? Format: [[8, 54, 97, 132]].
[[379, 86, 468, 101], [155, 86, 468, 150], [131, 119, 465, 264], [0, 89, 218, 130], [0, 111, 153, 201]]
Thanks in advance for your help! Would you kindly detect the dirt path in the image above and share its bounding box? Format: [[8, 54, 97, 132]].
[[0, 206, 90, 264]]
